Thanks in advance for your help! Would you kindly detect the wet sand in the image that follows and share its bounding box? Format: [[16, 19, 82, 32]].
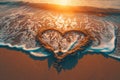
[[0, 48, 120, 80]]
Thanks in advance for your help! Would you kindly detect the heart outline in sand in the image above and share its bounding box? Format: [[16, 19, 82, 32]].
[[37, 28, 93, 59]]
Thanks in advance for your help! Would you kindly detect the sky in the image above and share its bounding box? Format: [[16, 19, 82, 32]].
[[0, 0, 120, 9]]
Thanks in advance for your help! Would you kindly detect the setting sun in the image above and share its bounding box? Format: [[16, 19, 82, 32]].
[[28, 0, 70, 6], [54, 0, 69, 5]]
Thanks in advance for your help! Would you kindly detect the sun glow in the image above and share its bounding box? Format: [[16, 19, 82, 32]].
[[27, 0, 72, 6], [54, 0, 69, 6]]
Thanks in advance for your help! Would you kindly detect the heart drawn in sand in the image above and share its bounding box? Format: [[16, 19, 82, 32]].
[[37, 29, 92, 59]]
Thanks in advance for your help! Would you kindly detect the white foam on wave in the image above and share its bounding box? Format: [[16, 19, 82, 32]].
[[30, 52, 50, 57], [0, 42, 40, 51], [0, 42, 51, 57], [88, 21, 116, 54]]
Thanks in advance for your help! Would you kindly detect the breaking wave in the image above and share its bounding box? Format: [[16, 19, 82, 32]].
[[0, 1, 120, 59]]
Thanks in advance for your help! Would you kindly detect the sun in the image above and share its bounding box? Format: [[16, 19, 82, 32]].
[[26, 0, 71, 6], [54, 0, 69, 6], [27, 0, 70, 6]]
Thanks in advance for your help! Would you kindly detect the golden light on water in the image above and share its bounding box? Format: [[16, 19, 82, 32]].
[[24, 0, 120, 9]]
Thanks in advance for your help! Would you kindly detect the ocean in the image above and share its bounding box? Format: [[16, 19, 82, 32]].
[[0, 0, 120, 61]]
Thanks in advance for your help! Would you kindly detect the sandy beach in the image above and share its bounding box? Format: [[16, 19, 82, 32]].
[[0, 48, 120, 80]]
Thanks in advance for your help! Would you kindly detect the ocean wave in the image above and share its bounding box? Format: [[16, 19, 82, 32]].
[[0, 1, 120, 59]]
